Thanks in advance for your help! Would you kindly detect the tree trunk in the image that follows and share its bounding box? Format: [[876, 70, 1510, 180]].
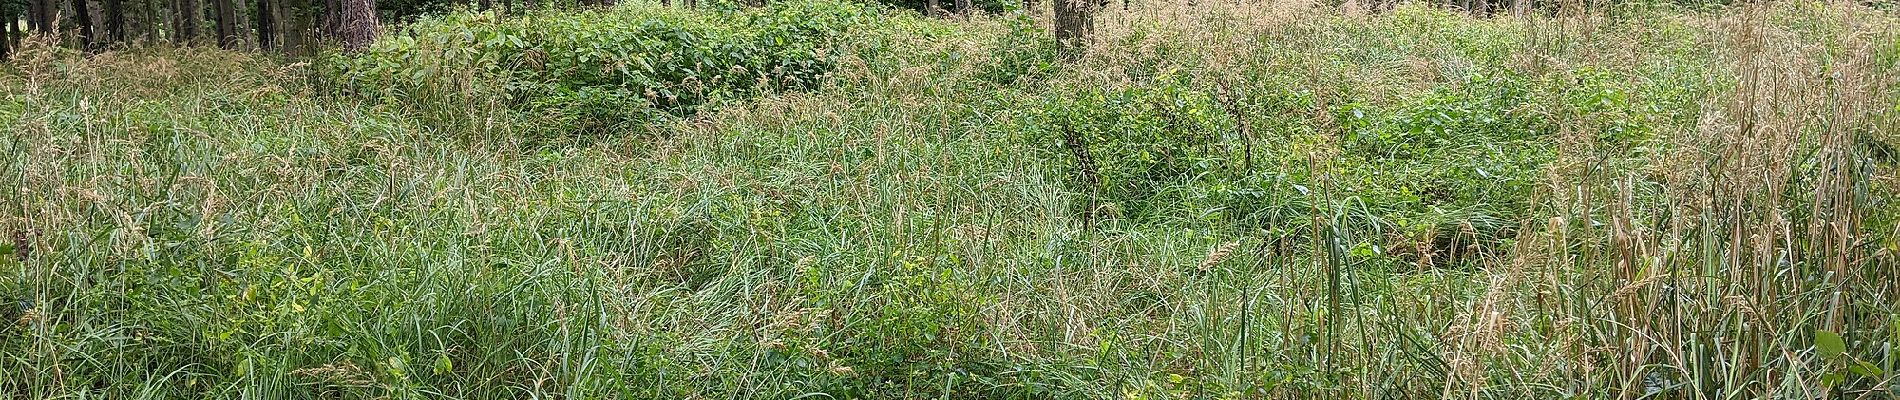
[[2, 10, 13, 59], [74, 0, 95, 49], [320, 0, 339, 41], [136, 0, 156, 44], [926, 0, 938, 15], [254, 0, 272, 50], [25, 0, 37, 33], [336, 0, 375, 51], [213, 0, 236, 48], [1052, 0, 1091, 57], [174, 0, 201, 44], [953, 0, 969, 17], [24, 0, 37, 33], [283, 0, 308, 54], [33, 0, 55, 34], [275, 0, 289, 48], [104, 0, 123, 44]]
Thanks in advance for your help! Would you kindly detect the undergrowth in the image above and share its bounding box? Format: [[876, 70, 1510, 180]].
[[4, 0, 1900, 398], [334, 0, 879, 137]]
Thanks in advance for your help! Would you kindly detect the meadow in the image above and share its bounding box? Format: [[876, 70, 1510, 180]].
[[3, 0, 1900, 398]]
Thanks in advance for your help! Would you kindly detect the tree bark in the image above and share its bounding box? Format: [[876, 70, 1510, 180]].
[[135, 0, 156, 44], [32, 0, 54, 34], [275, 0, 289, 48], [336, 0, 375, 51], [174, 0, 201, 44], [213, 0, 236, 48], [926, 0, 938, 15], [1052, 0, 1091, 57], [320, 0, 339, 40], [283, 0, 309, 54], [953, 0, 969, 17], [254, 0, 272, 50], [25, 0, 37, 33], [24, 0, 37, 33], [2, 10, 12, 58], [74, 0, 95, 49], [104, 0, 124, 44]]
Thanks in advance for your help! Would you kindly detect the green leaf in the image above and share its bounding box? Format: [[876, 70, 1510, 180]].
[[434, 354, 454, 375], [388, 356, 408, 378], [1816, 330, 1846, 359], [1848, 360, 1883, 377]]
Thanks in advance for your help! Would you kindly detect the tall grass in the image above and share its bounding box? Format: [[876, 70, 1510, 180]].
[[3, 0, 1898, 398]]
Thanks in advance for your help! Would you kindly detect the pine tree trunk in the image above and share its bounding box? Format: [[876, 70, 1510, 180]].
[[174, 0, 201, 44], [336, 0, 375, 51], [104, 0, 123, 44], [321, 0, 339, 40], [284, 0, 309, 53], [41, 0, 58, 34], [1052, 0, 1091, 57], [137, 0, 157, 44], [213, 0, 236, 48], [22, 0, 34, 33], [74, 0, 96, 49], [254, 0, 272, 49], [273, 0, 289, 48], [2, 11, 13, 58]]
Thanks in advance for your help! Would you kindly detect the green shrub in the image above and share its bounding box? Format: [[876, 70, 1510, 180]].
[[1332, 73, 1549, 257], [976, 14, 1060, 86], [875, 0, 1015, 15], [1026, 79, 1230, 221], [334, 0, 877, 136]]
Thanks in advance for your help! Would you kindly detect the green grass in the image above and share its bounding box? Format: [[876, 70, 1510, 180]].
[[4, 1, 1900, 398]]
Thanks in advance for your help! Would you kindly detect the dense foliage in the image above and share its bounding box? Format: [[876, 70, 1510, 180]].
[[337, 0, 875, 135], [6, 1, 1900, 399]]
